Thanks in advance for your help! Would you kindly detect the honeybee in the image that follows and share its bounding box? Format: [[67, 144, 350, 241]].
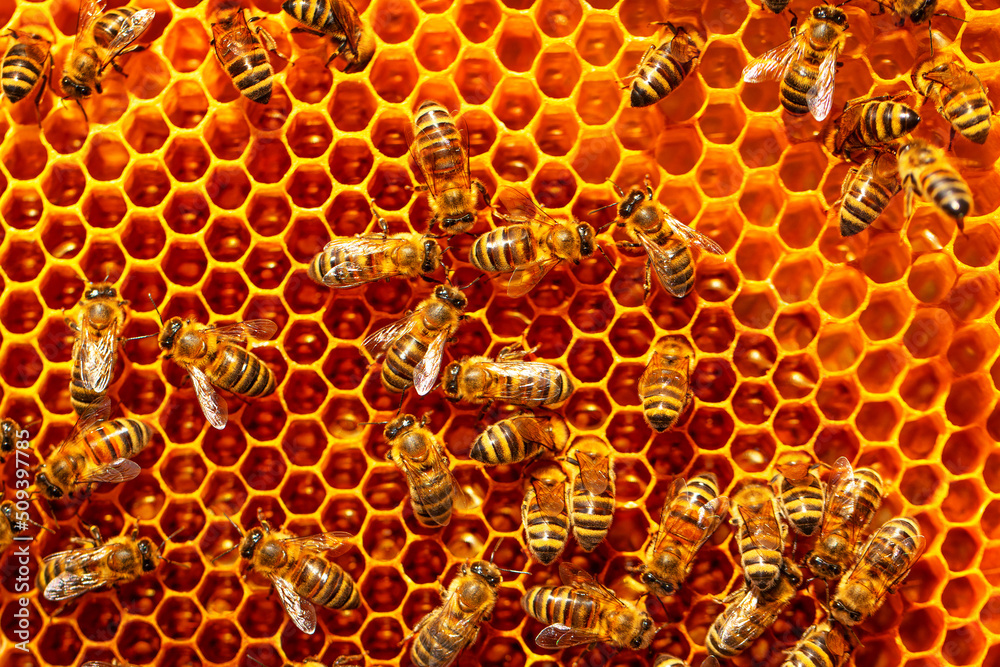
[[0, 488, 52, 556], [211, 1, 281, 104], [406, 559, 502, 667], [383, 412, 469, 527], [639, 336, 693, 433], [732, 484, 787, 593], [442, 344, 573, 408], [363, 285, 467, 396], [472, 188, 597, 297], [838, 150, 900, 237], [897, 137, 973, 228], [0, 417, 26, 462], [655, 657, 721, 667], [522, 562, 656, 651], [247, 652, 365, 667], [61, 0, 154, 100], [521, 460, 570, 564], [825, 94, 921, 159], [741, 5, 849, 121], [831, 517, 925, 626], [157, 316, 277, 430], [282, 0, 374, 73], [610, 181, 725, 298], [217, 509, 360, 634], [781, 622, 850, 667], [635, 474, 730, 598], [706, 559, 802, 658], [412, 100, 491, 235], [34, 399, 153, 501], [307, 210, 443, 288], [913, 54, 993, 146], [1, 25, 53, 114], [627, 23, 701, 108], [38, 523, 165, 600], [805, 457, 884, 580], [566, 436, 615, 553], [470, 414, 565, 466], [770, 451, 824, 537], [65, 282, 128, 416]]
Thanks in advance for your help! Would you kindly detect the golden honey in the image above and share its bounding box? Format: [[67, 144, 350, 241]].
[[1, 0, 999, 665]]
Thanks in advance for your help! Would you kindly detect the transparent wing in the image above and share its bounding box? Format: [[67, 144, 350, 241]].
[[807, 46, 841, 122], [637, 231, 687, 298], [329, 0, 361, 53], [281, 531, 353, 558], [557, 563, 622, 604], [74, 0, 105, 50], [363, 314, 418, 357], [851, 530, 926, 603], [79, 321, 117, 392], [62, 395, 113, 448], [737, 502, 781, 564], [663, 216, 726, 255], [719, 589, 779, 642], [920, 67, 970, 91], [321, 237, 412, 286], [575, 451, 610, 496], [535, 624, 604, 649], [639, 364, 686, 402], [189, 365, 228, 430], [43, 545, 117, 600], [414, 331, 449, 396], [475, 361, 567, 402], [496, 187, 558, 226], [652, 477, 687, 547], [507, 257, 560, 298], [76, 458, 141, 485], [398, 447, 467, 525], [273, 574, 318, 634], [508, 415, 557, 453], [209, 319, 278, 342], [533, 478, 566, 516], [825, 457, 856, 519], [99, 8, 154, 73], [742, 37, 802, 83]]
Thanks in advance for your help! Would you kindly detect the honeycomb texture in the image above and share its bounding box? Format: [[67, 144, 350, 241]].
[[1, 0, 999, 664]]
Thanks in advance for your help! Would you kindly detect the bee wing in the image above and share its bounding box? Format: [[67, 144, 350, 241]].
[[533, 478, 565, 515], [823, 457, 856, 527], [188, 365, 228, 430], [807, 45, 841, 122], [557, 563, 623, 604], [397, 449, 467, 525], [851, 529, 926, 601], [723, 589, 780, 638], [43, 544, 118, 600], [496, 187, 559, 226], [413, 331, 449, 396], [574, 451, 610, 496], [737, 502, 781, 564], [636, 230, 688, 298], [508, 415, 557, 453], [535, 623, 604, 649], [98, 8, 155, 74], [476, 360, 568, 404], [639, 363, 686, 403], [507, 257, 561, 298], [320, 237, 410, 286], [663, 216, 726, 256], [919, 67, 972, 92], [73, 0, 105, 49], [272, 574, 318, 634], [281, 531, 353, 558], [210, 319, 278, 342], [651, 477, 687, 547], [78, 321, 117, 393], [329, 0, 362, 54], [76, 458, 141, 485], [363, 314, 418, 358], [742, 36, 803, 83], [63, 395, 113, 447]]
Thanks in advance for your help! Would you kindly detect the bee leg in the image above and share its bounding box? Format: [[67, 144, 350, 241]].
[[34, 53, 53, 127], [947, 126, 956, 152], [256, 25, 290, 62], [644, 258, 653, 299], [325, 40, 349, 66], [108, 45, 145, 75], [788, 9, 798, 35], [290, 26, 325, 37]]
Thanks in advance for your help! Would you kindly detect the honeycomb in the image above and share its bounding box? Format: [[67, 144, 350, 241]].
[[0, 0, 999, 663]]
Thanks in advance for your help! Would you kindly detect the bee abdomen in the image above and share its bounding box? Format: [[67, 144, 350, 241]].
[[382, 334, 427, 393], [470, 420, 530, 465], [470, 226, 536, 273], [662, 242, 695, 296], [282, 0, 339, 34], [524, 493, 568, 564], [631, 49, 687, 108], [523, 586, 594, 626], [639, 378, 685, 432], [571, 484, 614, 552], [782, 478, 824, 536], [94, 8, 140, 48], [841, 172, 897, 236], [780, 64, 816, 116], [503, 367, 572, 407], [941, 91, 991, 143], [783, 638, 836, 667], [1, 44, 45, 102], [859, 101, 920, 145], [228, 50, 273, 104], [922, 168, 971, 220], [70, 360, 105, 416], [707, 606, 754, 657], [295, 557, 360, 609], [412, 617, 460, 667], [415, 102, 463, 177], [83, 419, 153, 463], [412, 471, 455, 526], [213, 346, 276, 397], [743, 554, 782, 591]]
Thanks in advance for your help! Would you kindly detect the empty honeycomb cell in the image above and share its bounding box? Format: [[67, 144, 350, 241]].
[[692, 358, 737, 403], [697, 40, 745, 90], [122, 214, 167, 261], [908, 253, 957, 304], [575, 15, 623, 66], [698, 97, 746, 145], [247, 87, 292, 132], [773, 254, 824, 305], [772, 354, 818, 400], [245, 138, 292, 184], [731, 430, 775, 473], [163, 190, 210, 234], [328, 138, 374, 186], [572, 133, 620, 183], [903, 308, 953, 359], [80, 239, 130, 283], [483, 486, 522, 531], [606, 312, 655, 358], [773, 402, 820, 447], [157, 597, 202, 641], [816, 323, 863, 372], [204, 109, 251, 160], [948, 325, 998, 375], [42, 107, 89, 155], [858, 345, 909, 394], [359, 565, 408, 613], [687, 406, 734, 450], [81, 187, 129, 229], [859, 236, 909, 286], [899, 606, 944, 652], [942, 428, 990, 476], [370, 111, 413, 159], [859, 290, 913, 341], [38, 213, 83, 260], [244, 244, 291, 290], [773, 304, 821, 351], [733, 332, 777, 378], [39, 369, 71, 412], [607, 362, 643, 406], [732, 381, 777, 424], [369, 50, 420, 104], [164, 80, 209, 129], [197, 619, 242, 664], [78, 597, 121, 641], [690, 261, 738, 303], [411, 18, 462, 71], [948, 272, 1000, 322], [738, 172, 784, 227], [247, 192, 292, 237], [943, 575, 985, 619], [161, 449, 208, 494], [83, 132, 129, 181], [940, 527, 981, 573], [652, 125, 704, 178], [567, 338, 615, 383], [162, 17, 210, 72], [40, 160, 86, 207], [855, 399, 901, 442], [899, 360, 949, 411], [203, 217, 251, 263], [564, 388, 613, 429], [124, 160, 172, 208], [690, 306, 736, 353], [738, 117, 787, 169], [161, 242, 208, 287], [945, 374, 992, 427], [205, 165, 253, 210], [284, 58, 333, 105], [732, 284, 777, 329], [696, 146, 743, 197], [1, 129, 47, 180], [369, 162, 416, 210], [533, 105, 580, 157], [124, 107, 170, 155], [816, 265, 867, 319], [37, 316, 75, 361], [531, 161, 577, 208], [493, 76, 543, 131], [36, 623, 82, 664], [328, 82, 378, 133]]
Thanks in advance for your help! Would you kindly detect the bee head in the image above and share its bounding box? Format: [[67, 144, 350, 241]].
[[384, 414, 417, 440], [469, 560, 502, 587], [137, 537, 159, 571], [421, 239, 442, 274], [240, 528, 264, 560], [641, 571, 677, 597], [60, 76, 91, 99], [576, 224, 596, 258], [781, 560, 803, 586], [434, 285, 467, 310], [813, 4, 848, 26], [618, 190, 646, 219], [0, 501, 15, 524], [805, 550, 840, 578], [908, 0, 937, 22], [442, 362, 461, 399], [630, 614, 656, 649], [0, 420, 14, 456], [34, 470, 62, 500], [831, 599, 862, 624], [158, 317, 184, 350]]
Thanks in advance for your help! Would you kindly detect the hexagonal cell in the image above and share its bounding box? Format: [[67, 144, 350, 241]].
[[40, 212, 85, 260], [655, 125, 702, 176], [733, 333, 777, 378], [945, 374, 992, 427], [816, 322, 863, 372], [41, 160, 87, 207], [855, 399, 901, 441], [164, 136, 210, 182], [858, 290, 913, 342], [164, 80, 209, 128], [527, 45, 581, 102], [246, 138, 292, 184], [124, 160, 171, 208], [575, 15, 623, 66], [163, 17, 210, 72], [739, 116, 787, 168], [954, 222, 1000, 268], [731, 380, 777, 424], [566, 338, 614, 383], [739, 171, 785, 226], [907, 253, 957, 304], [777, 142, 828, 193], [942, 428, 990, 476], [80, 239, 126, 280], [412, 17, 462, 71], [772, 354, 818, 401], [204, 108, 250, 160], [773, 402, 820, 447], [698, 96, 746, 144], [123, 108, 170, 153], [732, 284, 777, 329], [328, 81, 378, 133], [492, 76, 542, 131], [37, 623, 83, 664], [288, 165, 334, 209], [731, 430, 775, 473], [948, 272, 1000, 323], [42, 106, 89, 155], [699, 39, 745, 90], [197, 619, 242, 664], [687, 406, 734, 450], [2, 129, 47, 180], [83, 132, 129, 181], [903, 308, 953, 359], [369, 49, 420, 103]]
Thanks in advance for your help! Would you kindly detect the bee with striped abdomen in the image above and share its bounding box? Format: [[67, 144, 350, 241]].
[[211, 0, 282, 104], [655, 657, 721, 667], [742, 5, 849, 121], [566, 436, 615, 553], [1, 25, 53, 116], [247, 654, 365, 667], [38, 523, 166, 600], [157, 316, 277, 430], [65, 282, 128, 416], [282, 0, 374, 72], [913, 53, 993, 146], [61, 0, 154, 101], [472, 188, 597, 297], [34, 399, 153, 501], [732, 484, 787, 593], [308, 208, 443, 288], [627, 23, 700, 108], [0, 417, 26, 463], [781, 622, 850, 667], [470, 414, 565, 466], [521, 460, 570, 565], [639, 336, 693, 432], [412, 100, 491, 235], [522, 562, 656, 651], [442, 344, 573, 408], [384, 412, 469, 527], [897, 137, 973, 228], [825, 94, 921, 160], [706, 559, 802, 658], [770, 451, 824, 537], [838, 150, 900, 237], [217, 509, 359, 634], [635, 474, 729, 599], [831, 516, 925, 627], [805, 457, 884, 580], [406, 558, 502, 667], [610, 181, 724, 298], [364, 285, 467, 396]]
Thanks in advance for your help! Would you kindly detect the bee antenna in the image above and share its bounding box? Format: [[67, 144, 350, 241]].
[[589, 202, 619, 215], [489, 537, 503, 563], [246, 654, 269, 667], [148, 294, 164, 325], [457, 275, 483, 291], [211, 543, 241, 565], [358, 421, 389, 426], [596, 244, 616, 272], [159, 527, 184, 553], [215, 509, 245, 537], [498, 567, 531, 575], [120, 332, 158, 342]]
